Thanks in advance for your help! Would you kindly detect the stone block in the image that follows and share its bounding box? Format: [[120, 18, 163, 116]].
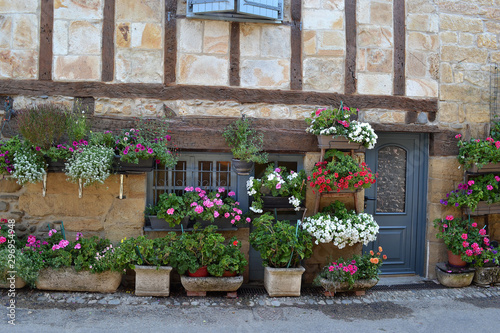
[[318, 31, 344, 50], [370, 2, 392, 26], [203, 21, 229, 55], [357, 48, 366, 71], [12, 14, 37, 49], [261, 25, 290, 58], [492, 52, 500, 63], [0, 15, 11, 48], [407, 14, 430, 32], [240, 59, 289, 89], [115, 49, 163, 83], [465, 104, 490, 123], [303, 30, 316, 55], [0, 49, 37, 79], [303, 57, 343, 92], [178, 19, 203, 53], [440, 14, 483, 33], [477, 34, 498, 49], [0, 179, 22, 193], [116, 22, 130, 48], [54, 55, 100, 81], [440, 85, 483, 103], [115, 0, 162, 22], [408, 32, 438, 51], [357, 73, 392, 95], [69, 21, 101, 55], [53, 20, 69, 55], [322, 0, 344, 11], [0, 0, 39, 13], [178, 54, 229, 86], [439, 31, 457, 44], [428, 178, 455, 204], [406, 78, 438, 98], [407, 51, 426, 77], [302, 9, 343, 30], [440, 63, 453, 83], [54, 0, 103, 20], [240, 23, 260, 57], [0, 201, 8, 211], [358, 27, 392, 48], [357, 0, 370, 24], [131, 23, 162, 49], [63, 218, 104, 232], [366, 48, 393, 73], [459, 33, 475, 47], [486, 21, 500, 34], [438, 102, 461, 123]]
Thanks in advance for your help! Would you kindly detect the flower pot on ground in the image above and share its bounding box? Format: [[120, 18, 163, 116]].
[[315, 250, 385, 296], [471, 241, 500, 286], [435, 262, 475, 288], [0, 276, 26, 289], [308, 149, 377, 194], [473, 266, 500, 286], [249, 213, 313, 296], [222, 117, 268, 176], [305, 104, 377, 149], [447, 250, 466, 267], [115, 234, 178, 297], [180, 275, 244, 297], [247, 165, 306, 213]]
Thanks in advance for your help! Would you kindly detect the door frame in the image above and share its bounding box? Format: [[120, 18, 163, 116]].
[[365, 132, 428, 276]]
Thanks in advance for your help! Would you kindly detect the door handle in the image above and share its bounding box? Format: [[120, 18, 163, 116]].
[[364, 196, 376, 201]]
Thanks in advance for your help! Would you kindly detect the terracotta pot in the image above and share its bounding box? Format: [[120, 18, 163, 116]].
[[188, 266, 209, 277], [222, 270, 237, 277], [447, 250, 467, 267]]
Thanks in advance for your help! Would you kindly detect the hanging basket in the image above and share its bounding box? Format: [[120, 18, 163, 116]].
[[231, 158, 253, 176]]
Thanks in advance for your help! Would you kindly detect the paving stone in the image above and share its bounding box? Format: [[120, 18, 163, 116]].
[[88, 300, 97, 304], [325, 300, 333, 305], [108, 299, 120, 305], [271, 300, 280, 307], [341, 299, 352, 304], [98, 300, 108, 305]]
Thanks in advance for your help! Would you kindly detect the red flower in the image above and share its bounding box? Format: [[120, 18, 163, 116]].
[[233, 240, 238, 246]]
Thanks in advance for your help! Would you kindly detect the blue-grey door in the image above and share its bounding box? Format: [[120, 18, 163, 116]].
[[364, 133, 428, 275]]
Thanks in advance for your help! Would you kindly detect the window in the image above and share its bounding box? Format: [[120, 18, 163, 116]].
[[187, 0, 283, 23]]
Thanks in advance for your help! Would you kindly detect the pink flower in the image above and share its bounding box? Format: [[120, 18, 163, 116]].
[[235, 215, 241, 221], [315, 109, 323, 116], [487, 185, 493, 190], [214, 211, 219, 218], [195, 187, 202, 192], [443, 224, 448, 228], [35, 146, 41, 151], [165, 135, 171, 141], [328, 266, 334, 272], [218, 187, 225, 193], [479, 229, 486, 235], [190, 202, 198, 207], [195, 206, 204, 214], [231, 219, 235, 224], [455, 134, 462, 139], [472, 223, 477, 227], [228, 191, 236, 196], [224, 213, 230, 218], [147, 148, 153, 154], [52, 245, 60, 251], [484, 237, 490, 245], [445, 215, 454, 221], [461, 233, 468, 240], [496, 176, 500, 182], [468, 180, 474, 186], [246, 217, 251, 223], [462, 241, 469, 248], [496, 141, 500, 149], [275, 168, 281, 173], [185, 187, 193, 192], [27, 235, 36, 244], [0, 237, 6, 244], [465, 249, 473, 256], [48, 229, 57, 237], [167, 208, 175, 215], [276, 184, 281, 190], [74, 243, 81, 249]]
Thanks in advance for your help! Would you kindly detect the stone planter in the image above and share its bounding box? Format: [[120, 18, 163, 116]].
[[147, 216, 189, 230], [0, 276, 26, 289], [232, 158, 253, 176], [435, 262, 474, 288], [468, 162, 500, 174], [264, 266, 305, 297], [180, 275, 243, 298], [113, 156, 155, 174], [473, 266, 500, 286], [134, 265, 173, 297], [464, 202, 500, 216], [317, 135, 365, 151], [36, 267, 122, 293], [319, 278, 378, 296]]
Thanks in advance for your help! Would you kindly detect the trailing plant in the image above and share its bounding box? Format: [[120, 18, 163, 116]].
[[65, 145, 115, 187], [222, 117, 268, 163], [314, 249, 386, 289], [305, 104, 377, 149], [12, 145, 46, 185], [0, 136, 22, 174], [302, 201, 379, 248], [247, 165, 306, 213], [0, 248, 39, 287], [249, 213, 313, 268], [440, 174, 500, 211], [456, 135, 500, 169], [308, 149, 377, 193]]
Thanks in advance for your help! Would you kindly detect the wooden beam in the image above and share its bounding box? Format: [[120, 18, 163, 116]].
[[102, 0, 115, 82], [39, 0, 54, 81], [290, 0, 302, 90], [229, 22, 240, 86], [344, 0, 357, 94], [164, 0, 177, 84], [0, 80, 438, 112], [393, 0, 406, 95]]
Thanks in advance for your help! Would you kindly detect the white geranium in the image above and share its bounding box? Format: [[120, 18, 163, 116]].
[[65, 145, 115, 187], [302, 212, 379, 248], [12, 147, 47, 185]]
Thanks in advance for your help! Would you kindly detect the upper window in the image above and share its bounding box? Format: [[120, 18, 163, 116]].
[[187, 0, 283, 23]]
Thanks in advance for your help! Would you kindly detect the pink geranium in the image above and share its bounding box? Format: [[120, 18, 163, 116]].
[[167, 208, 175, 215], [195, 206, 204, 214], [461, 233, 468, 240], [479, 229, 486, 235]]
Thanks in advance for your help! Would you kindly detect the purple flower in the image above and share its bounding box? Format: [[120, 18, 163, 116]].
[[455, 203, 459, 207], [467, 190, 473, 195]]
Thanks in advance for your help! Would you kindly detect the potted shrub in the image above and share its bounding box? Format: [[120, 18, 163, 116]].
[[116, 234, 178, 296], [471, 240, 500, 286], [23, 230, 124, 293], [455, 132, 500, 173], [152, 193, 189, 229], [170, 224, 247, 297], [302, 201, 379, 248], [247, 165, 306, 213], [308, 150, 377, 194], [440, 174, 500, 214], [249, 213, 313, 296], [315, 249, 385, 296], [305, 104, 377, 150], [222, 117, 268, 175]]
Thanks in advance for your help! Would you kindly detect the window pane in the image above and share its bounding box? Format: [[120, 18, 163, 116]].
[[198, 161, 213, 188], [278, 161, 298, 172], [376, 146, 407, 213], [216, 161, 231, 188]]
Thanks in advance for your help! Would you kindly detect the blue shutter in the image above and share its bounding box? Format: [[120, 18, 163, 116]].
[[188, 0, 235, 16], [237, 0, 282, 20]]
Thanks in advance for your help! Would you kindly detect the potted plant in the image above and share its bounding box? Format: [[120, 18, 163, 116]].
[[115, 233, 178, 296], [471, 240, 500, 286], [23, 229, 124, 293], [152, 193, 189, 229], [308, 150, 377, 194], [247, 165, 306, 213], [222, 117, 268, 175], [305, 104, 377, 150], [171, 224, 247, 297], [302, 201, 379, 248], [249, 213, 313, 296], [315, 249, 385, 296], [440, 174, 500, 214], [455, 133, 500, 172]]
